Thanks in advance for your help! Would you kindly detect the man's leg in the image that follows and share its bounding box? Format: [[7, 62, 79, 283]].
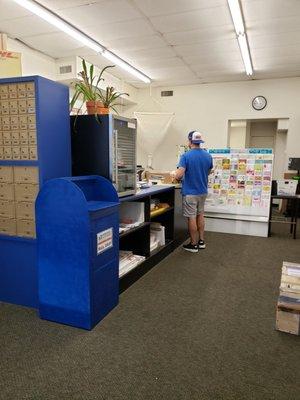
[[188, 217, 199, 245], [182, 196, 199, 252], [197, 212, 205, 241]]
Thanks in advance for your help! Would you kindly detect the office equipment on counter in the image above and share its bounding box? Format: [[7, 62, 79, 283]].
[[145, 170, 173, 184], [276, 261, 300, 335], [71, 114, 137, 197], [0, 75, 71, 308], [276, 180, 298, 196], [36, 176, 119, 330]]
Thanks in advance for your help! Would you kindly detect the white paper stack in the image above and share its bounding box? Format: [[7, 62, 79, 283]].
[[119, 250, 145, 278], [150, 222, 165, 252]]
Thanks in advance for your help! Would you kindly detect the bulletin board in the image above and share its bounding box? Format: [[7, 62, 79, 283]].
[[205, 148, 273, 219]]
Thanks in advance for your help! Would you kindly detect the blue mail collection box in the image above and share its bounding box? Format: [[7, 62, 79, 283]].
[[36, 175, 120, 329]]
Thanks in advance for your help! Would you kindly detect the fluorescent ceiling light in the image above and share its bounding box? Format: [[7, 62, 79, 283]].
[[13, 0, 151, 83], [103, 51, 151, 84], [237, 34, 253, 76], [13, 0, 103, 53], [227, 0, 245, 35], [227, 0, 253, 76]]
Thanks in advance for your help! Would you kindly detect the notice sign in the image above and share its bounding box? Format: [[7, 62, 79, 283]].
[[0, 51, 22, 78], [97, 228, 113, 255]]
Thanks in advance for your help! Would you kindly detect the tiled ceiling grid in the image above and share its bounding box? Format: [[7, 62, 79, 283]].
[[1, 0, 300, 87]]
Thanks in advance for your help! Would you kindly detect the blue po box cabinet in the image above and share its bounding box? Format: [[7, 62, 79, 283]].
[[0, 75, 71, 308], [36, 176, 120, 329]]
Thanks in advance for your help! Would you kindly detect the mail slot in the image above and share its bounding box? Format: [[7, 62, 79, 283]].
[[12, 147, 21, 160], [11, 131, 20, 145], [0, 183, 14, 200], [14, 166, 39, 184], [0, 166, 13, 183], [0, 200, 15, 218], [16, 201, 35, 220], [17, 219, 36, 238], [20, 146, 29, 160], [14, 183, 38, 202], [0, 217, 17, 236]]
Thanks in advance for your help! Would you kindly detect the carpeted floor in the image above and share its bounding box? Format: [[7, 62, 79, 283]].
[[1, 226, 300, 400]]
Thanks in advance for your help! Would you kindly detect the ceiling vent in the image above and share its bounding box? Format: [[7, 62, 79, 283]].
[[161, 90, 173, 97], [59, 64, 72, 74]]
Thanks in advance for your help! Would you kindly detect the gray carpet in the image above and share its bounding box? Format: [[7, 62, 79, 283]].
[[1, 226, 300, 400]]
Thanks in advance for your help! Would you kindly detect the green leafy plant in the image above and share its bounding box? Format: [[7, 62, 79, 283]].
[[99, 86, 129, 113], [70, 59, 114, 112]]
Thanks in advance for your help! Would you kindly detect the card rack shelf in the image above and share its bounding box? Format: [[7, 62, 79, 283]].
[[0, 75, 71, 308]]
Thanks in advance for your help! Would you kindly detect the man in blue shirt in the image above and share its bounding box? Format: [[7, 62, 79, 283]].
[[172, 131, 213, 253]]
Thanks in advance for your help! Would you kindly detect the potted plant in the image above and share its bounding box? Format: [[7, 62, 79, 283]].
[[70, 59, 114, 115], [98, 86, 129, 114]]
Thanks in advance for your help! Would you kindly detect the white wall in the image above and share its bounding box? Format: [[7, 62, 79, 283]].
[[7, 37, 56, 80], [129, 78, 300, 171]]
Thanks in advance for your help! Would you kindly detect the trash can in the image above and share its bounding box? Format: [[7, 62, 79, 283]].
[[36, 176, 120, 329]]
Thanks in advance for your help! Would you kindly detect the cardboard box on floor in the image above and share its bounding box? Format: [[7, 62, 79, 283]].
[[276, 307, 300, 335]]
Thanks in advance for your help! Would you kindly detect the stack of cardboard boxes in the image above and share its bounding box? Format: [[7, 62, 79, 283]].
[[276, 261, 300, 335]]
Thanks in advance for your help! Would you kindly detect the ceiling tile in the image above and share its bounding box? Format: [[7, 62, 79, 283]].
[[135, 57, 186, 69], [134, 0, 225, 17], [104, 35, 166, 53], [38, 0, 104, 10], [86, 18, 155, 42], [150, 77, 202, 87], [145, 65, 195, 80], [249, 31, 300, 50], [150, 6, 232, 33], [183, 51, 242, 65], [242, 0, 300, 21], [22, 32, 86, 58], [174, 39, 240, 57], [163, 25, 234, 46], [247, 15, 300, 37], [0, 15, 58, 38], [0, 0, 31, 21], [117, 46, 176, 62], [59, 0, 141, 27]]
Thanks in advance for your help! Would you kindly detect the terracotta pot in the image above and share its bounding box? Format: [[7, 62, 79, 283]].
[[86, 100, 103, 115], [99, 107, 110, 115]]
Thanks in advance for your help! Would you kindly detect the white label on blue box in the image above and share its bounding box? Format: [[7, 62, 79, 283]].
[[97, 228, 113, 255]]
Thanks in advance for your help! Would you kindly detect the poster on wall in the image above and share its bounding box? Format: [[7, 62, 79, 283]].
[[206, 148, 273, 219], [0, 51, 22, 78]]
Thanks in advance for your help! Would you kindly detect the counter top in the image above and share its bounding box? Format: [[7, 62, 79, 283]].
[[120, 185, 174, 202]]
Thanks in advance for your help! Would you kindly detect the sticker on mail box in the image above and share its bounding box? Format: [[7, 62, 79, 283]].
[[97, 228, 113, 255]]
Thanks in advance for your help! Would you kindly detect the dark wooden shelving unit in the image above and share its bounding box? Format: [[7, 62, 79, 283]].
[[119, 185, 175, 291]]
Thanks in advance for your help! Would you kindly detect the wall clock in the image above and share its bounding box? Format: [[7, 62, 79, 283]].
[[252, 96, 267, 110]]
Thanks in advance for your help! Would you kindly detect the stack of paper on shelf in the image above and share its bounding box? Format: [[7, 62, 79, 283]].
[[150, 222, 165, 252], [276, 261, 300, 335], [119, 250, 145, 277], [119, 202, 145, 234]]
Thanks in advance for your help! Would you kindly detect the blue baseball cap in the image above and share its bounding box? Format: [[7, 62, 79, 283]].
[[188, 131, 204, 144]]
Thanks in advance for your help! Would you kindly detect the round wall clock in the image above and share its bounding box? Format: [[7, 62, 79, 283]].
[[252, 96, 267, 110]]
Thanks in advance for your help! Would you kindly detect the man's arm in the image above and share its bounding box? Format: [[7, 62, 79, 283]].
[[171, 167, 185, 181]]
